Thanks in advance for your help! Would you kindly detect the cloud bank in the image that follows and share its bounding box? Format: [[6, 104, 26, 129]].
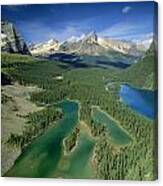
[[122, 6, 132, 14]]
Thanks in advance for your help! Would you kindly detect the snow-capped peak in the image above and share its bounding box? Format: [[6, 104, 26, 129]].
[[67, 36, 81, 43], [1, 33, 7, 39], [133, 33, 154, 50], [47, 38, 58, 44]]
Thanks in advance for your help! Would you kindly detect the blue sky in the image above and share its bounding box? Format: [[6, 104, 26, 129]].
[[2, 1, 157, 43]]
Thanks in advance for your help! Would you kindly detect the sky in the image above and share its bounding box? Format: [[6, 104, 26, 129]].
[[1, 1, 157, 43]]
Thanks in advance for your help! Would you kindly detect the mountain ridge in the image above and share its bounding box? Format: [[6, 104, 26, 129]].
[[30, 31, 151, 57]]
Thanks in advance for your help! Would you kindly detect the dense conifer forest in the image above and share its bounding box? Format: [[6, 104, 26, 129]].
[[1, 48, 157, 180]]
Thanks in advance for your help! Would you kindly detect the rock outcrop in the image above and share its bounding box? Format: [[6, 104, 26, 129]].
[[1, 21, 31, 55]]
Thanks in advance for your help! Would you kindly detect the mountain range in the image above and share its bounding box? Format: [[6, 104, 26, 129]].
[[30, 31, 151, 58], [1, 21, 153, 67]]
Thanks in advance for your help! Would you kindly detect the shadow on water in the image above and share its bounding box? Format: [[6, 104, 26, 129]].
[[48, 53, 82, 62], [48, 53, 92, 69], [95, 60, 131, 69], [48, 53, 131, 70]]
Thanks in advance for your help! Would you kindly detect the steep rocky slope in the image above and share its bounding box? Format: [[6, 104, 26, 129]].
[[1, 21, 30, 55]]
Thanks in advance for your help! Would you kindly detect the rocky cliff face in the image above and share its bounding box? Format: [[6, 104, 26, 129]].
[[1, 21, 31, 55]]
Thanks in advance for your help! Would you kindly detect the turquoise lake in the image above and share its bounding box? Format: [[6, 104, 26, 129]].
[[6, 100, 95, 179], [92, 107, 132, 145], [6, 100, 79, 178]]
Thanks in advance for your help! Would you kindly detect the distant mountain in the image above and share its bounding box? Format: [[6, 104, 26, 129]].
[[30, 38, 59, 56], [98, 37, 144, 57], [59, 31, 144, 57], [136, 38, 153, 51], [1, 21, 31, 55], [134, 34, 154, 51], [59, 31, 108, 56], [30, 31, 147, 58], [66, 35, 85, 43]]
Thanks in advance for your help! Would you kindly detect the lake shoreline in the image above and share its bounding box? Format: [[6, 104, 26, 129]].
[[1, 82, 43, 176], [91, 105, 133, 146], [119, 84, 157, 120]]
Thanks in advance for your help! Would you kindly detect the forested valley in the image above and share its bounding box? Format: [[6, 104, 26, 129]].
[[1, 48, 157, 180]]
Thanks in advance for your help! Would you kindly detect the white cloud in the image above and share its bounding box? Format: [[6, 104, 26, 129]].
[[16, 13, 152, 43], [17, 16, 98, 43], [99, 22, 137, 38], [122, 6, 132, 14], [98, 21, 152, 41], [51, 24, 84, 41]]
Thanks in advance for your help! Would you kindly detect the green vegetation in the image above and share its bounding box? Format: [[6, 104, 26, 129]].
[[5, 100, 79, 178], [91, 107, 132, 145], [55, 132, 95, 179], [1, 92, 13, 104], [1, 53, 36, 67], [123, 43, 157, 89], [1, 82, 43, 175], [64, 126, 80, 154], [1, 49, 157, 180], [7, 107, 63, 149]]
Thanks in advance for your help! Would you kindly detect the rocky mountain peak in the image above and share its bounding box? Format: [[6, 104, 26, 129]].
[[30, 30, 148, 57], [1, 21, 31, 55], [47, 38, 58, 45], [83, 31, 98, 44], [66, 36, 80, 43]]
